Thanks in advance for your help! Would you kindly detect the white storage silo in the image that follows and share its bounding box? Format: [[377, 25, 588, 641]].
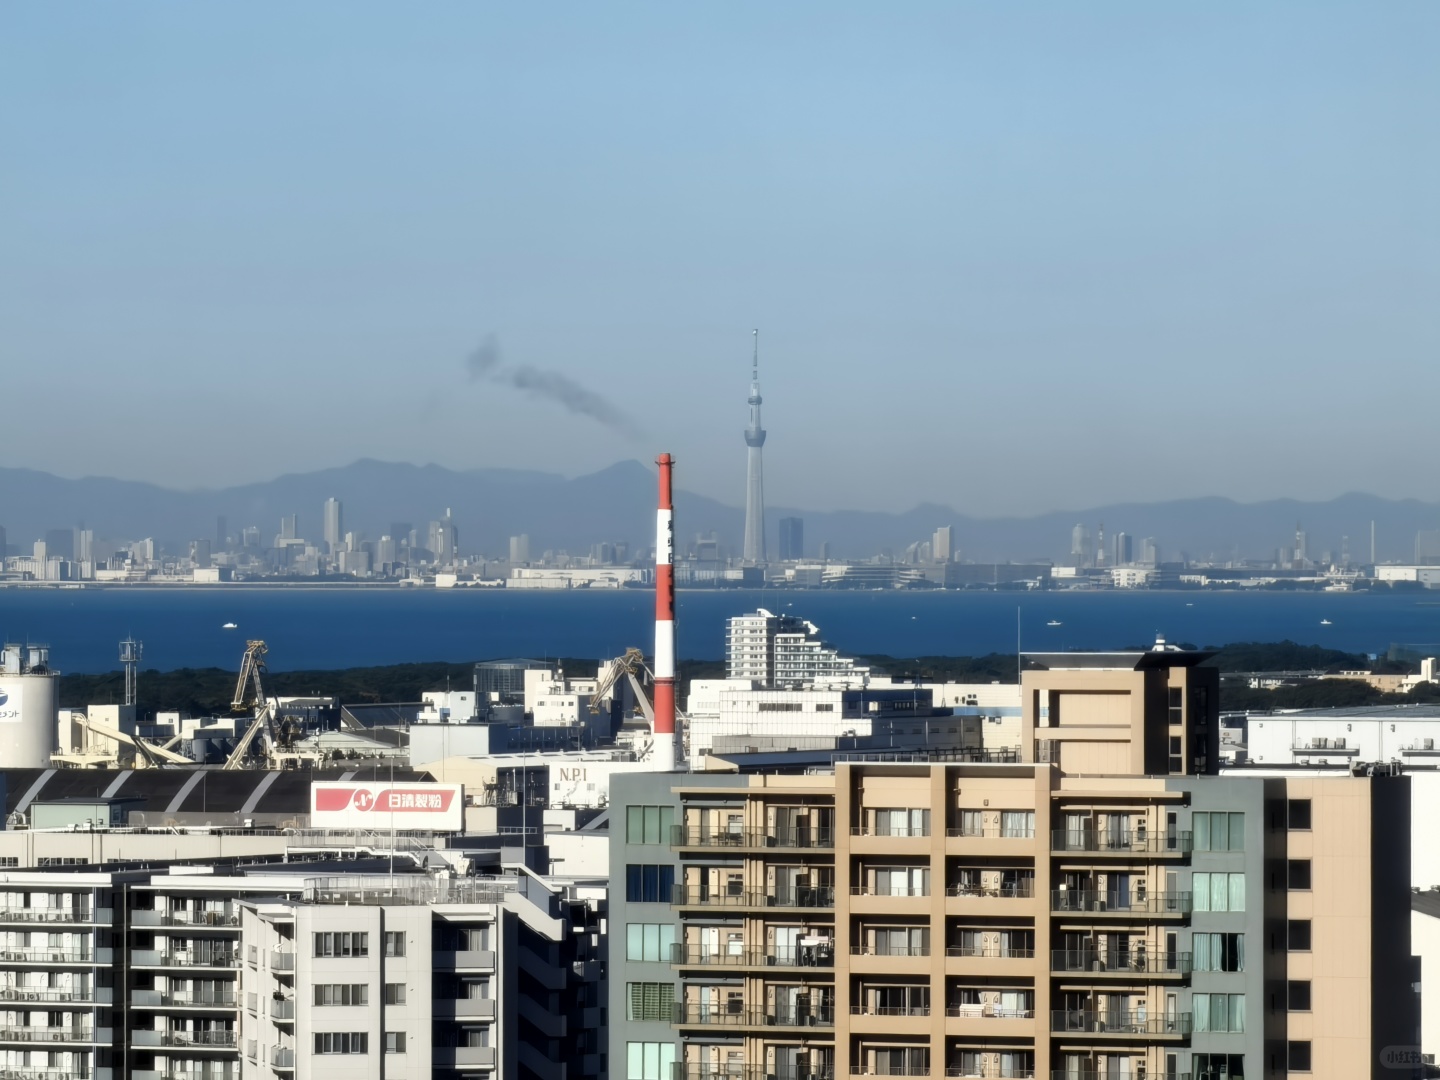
[[0, 643, 59, 768]]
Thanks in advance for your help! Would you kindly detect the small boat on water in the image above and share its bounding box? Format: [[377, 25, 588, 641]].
[[1320, 619, 1333, 626], [1047, 620, 1062, 627], [222, 622, 238, 629]]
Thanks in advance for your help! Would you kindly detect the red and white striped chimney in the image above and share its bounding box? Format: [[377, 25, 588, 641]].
[[653, 453, 680, 770]]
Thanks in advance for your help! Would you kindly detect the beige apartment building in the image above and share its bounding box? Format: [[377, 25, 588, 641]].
[[611, 646, 1416, 1080]]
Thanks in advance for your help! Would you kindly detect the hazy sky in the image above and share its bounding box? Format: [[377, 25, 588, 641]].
[[2, 4, 1436, 516]]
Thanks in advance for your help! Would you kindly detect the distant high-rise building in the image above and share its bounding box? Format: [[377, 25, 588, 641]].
[[343, 530, 361, 554], [377, 535, 398, 567], [429, 509, 458, 563], [1294, 523, 1308, 567], [215, 515, 226, 551], [818, 540, 831, 561], [0, 525, 7, 558], [510, 535, 531, 564], [44, 528, 74, 561], [77, 529, 94, 565], [742, 330, 767, 564], [279, 515, 297, 541], [1140, 537, 1159, 566], [1070, 523, 1091, 567], [389, 523, 412, 548], [1416, 530, 1440, 566], [932, 525, 954, 563], [190, 539, 211, 569], [323, 497, 343, 554], [778, 517, 804, 561], [1113, 531, 1132, 566], [242, 526, 261, 549]]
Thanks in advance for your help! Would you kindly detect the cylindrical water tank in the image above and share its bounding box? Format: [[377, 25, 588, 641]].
[[0, 671, 58, 768]]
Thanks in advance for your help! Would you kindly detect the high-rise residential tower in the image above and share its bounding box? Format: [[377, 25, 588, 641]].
[[323, 497, 343, 554], [743, 330, 767, 565]]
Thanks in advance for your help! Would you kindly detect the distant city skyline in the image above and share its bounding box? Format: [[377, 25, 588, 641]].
[[2, 4, 1436, 515]]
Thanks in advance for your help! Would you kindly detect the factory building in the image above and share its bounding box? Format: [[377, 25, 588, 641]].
[[0, 643, 58, 769], [611, 644, 1417, 1080]]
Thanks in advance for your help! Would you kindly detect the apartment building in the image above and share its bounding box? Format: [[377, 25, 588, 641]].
[[610, 645, 1416, 1080]]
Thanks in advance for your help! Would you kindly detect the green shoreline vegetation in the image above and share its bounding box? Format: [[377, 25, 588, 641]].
[[56, 641, 1438, 722]]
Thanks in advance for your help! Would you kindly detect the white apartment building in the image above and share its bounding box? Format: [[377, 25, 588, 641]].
[[1244, 704, 1440, 767], [724, 610, 870, 688]]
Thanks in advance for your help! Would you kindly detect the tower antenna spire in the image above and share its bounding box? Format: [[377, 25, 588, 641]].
[[752, 328, 759, 382]]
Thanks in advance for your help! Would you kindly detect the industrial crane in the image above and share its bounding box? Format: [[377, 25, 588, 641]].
[[589, 647, 654, 725], [222, 641, 276, 770]]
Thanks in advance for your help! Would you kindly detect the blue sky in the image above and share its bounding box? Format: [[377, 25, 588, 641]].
[[2, 3, 1435, 515]]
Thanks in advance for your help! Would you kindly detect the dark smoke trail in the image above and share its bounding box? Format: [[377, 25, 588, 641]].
[[464, 334, 637, 436]]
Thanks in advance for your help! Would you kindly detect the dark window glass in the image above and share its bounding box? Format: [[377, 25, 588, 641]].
[[1288, 981, 1312, 1011], [1288, 799, 1312, 830], [1288, 1041, 1312, 1071], [1287, 920, 1312, 951], [1288, 860, 1312, 890]]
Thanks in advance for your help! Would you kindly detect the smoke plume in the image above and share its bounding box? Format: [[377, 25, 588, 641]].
[[465, 335, 637, 436]]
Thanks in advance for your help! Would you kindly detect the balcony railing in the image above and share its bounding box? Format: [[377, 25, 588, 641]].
[[1050, 950, 1192, 975], [671, 886, 835, 909], [945, 944, 1034, 960], [0, 909, 105, 925], [161, 1029, 238, 1047], [1050, 1074, 1190, 1080], [852, 886, 931, 898], [672, 1067, 834, 1080], [947, 883, 1034, 900], [270, 1046, 296, 1068], [851, 826, 931, 839], [1051, 830, 1193, 855], [269, 950, 295, 970], [851, 1005, 931, 1017], [850, 1069, 933, 1077], [945, 826, 1036, 840], [670, 944, 834, 968], [1050, 891, 1192, 915], [671, 1004, 835, 1029], [0, 948, 99, 964], [0, 1027, 99, 1044], [850, 945, 930, 958], [269, 997, 296, 1019], [948, 1068, 1035, 1079], [1050, 1010, 1192, 1036], [945, 1003, 1033, 1019], [0, 987, 111, 1005], [671, 826, 835, 849]]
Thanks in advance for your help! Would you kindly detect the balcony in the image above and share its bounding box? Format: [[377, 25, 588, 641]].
[[130, 950, 236, 969], [671, 826, 835, 850], [851, 1005, 931, 1018], [948, 1068, 1034, 1079], [945, 826, 1035, 840], [946, 883, 1034, 900], [0, 987, 112, 1005], [850, 1069, 933, 1077], [671, 886, 835, 909], [670, 944, 834, 969], [435, 949, 497, 969], [851, 945, 931, 958], [1049, 1074, 1190, 1080], [268, 950, 294, 970], [945, 945, 1034, 960], [944, 1004, 1032, 1019], [1049, 891, 1191, 916], [131, 910, 240, 928], [434, 997, 497, 1019], [0, 1070, 98, 1080], [0, 908, 110, 925], [160, 1029, 238, 1049], [851, 826, 931, 839], [672, 1004, 835, 1029], [0, 947, 109, 965], [1050, 950, 1192, 976], [269, 997, 295, 1020], [852, 886, 931, 898], [1051, 830, 1193, 856], [1050, 1010, 1191, 1037], [433, 1046, 497, 1068], [673, 1068, 834, 1080], [0, 1026, 106, 1044], [270, 1046, 296, 1069]]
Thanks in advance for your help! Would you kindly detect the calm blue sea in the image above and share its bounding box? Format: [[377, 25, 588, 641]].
[[1, 586, 1438, 673]]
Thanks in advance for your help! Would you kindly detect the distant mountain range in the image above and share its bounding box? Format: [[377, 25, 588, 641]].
[[2, 460, 1438, 564]]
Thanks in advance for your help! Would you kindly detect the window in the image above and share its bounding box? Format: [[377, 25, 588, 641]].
[[1000, 811, 1035, 838], [384, 1032, 406, 1054], [757, 702, 802, 712], [1287, 919, 1312, 951], [1192, 932, 1244, 972], [625, 923, 677, 963], [1288, 799, 1312, 830], [626, 864, 676, 903], [626, 805, 676, 845], [1193, 812, 1244, 851], [1169, 686, 1184, 725], [626, 982, 676, 1022], [626, 1041, 677, 1080], [1193, 993, 1245, 1034], [314, 1032, 369, 1054], [1169, 735, 1183, 773], [313, 932, 368, 958], [1191, 873, 1245, 913], [383, 983, 406, 1005], [1288, 860, 1312, 890], [384, 931, 405, 957], [1288, 1041, 1312, 1071], [313, 984, 369, 1006], [1288, 980, 1312, 1011], [873, 809, 931, 837]]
